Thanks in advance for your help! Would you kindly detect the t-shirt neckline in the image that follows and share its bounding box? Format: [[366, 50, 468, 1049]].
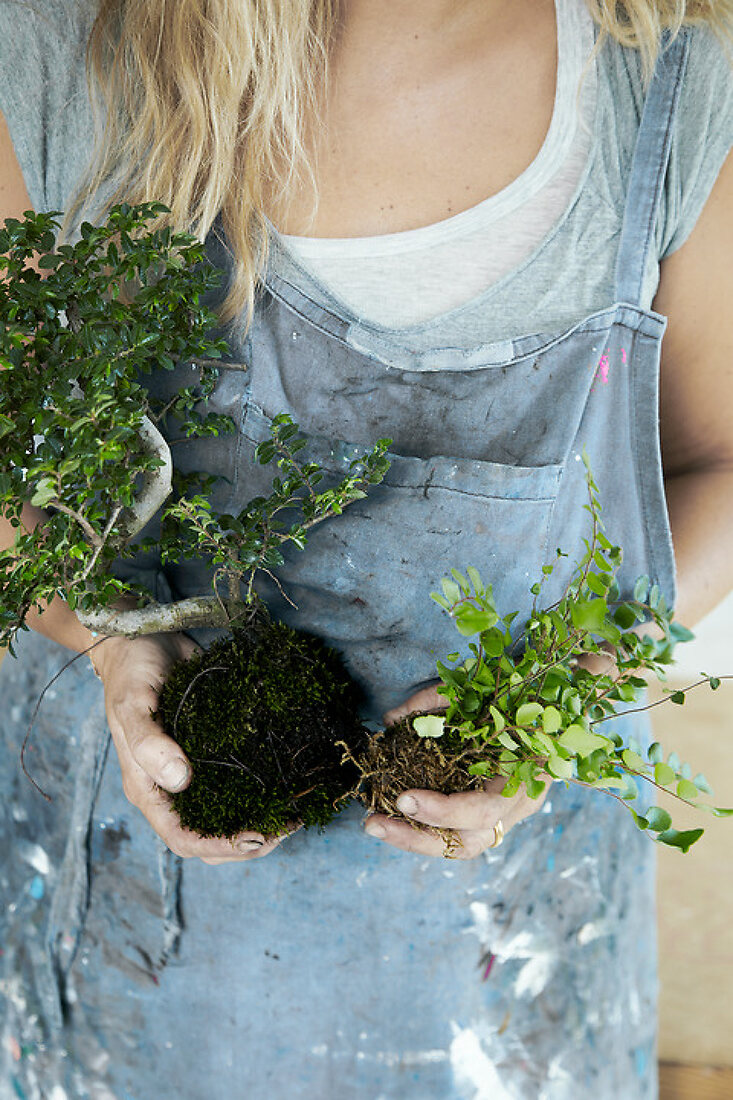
[[271, 0, 592, 258]]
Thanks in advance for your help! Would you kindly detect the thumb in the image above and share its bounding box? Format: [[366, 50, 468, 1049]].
[[115, 695, 193, 793]]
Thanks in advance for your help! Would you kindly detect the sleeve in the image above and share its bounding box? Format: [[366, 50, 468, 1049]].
[[0, 0, 97, 216], [657, 26, 733, 258]]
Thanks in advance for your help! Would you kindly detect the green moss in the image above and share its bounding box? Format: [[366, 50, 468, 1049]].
[[154, 612, 369, 838]]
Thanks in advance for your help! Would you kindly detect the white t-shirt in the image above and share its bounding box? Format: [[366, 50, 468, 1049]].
[[277, 0, 596, 327]]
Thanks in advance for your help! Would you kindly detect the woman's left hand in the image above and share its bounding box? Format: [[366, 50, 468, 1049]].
[[363, 683, 551, 859], [364, 646, 618, 859]]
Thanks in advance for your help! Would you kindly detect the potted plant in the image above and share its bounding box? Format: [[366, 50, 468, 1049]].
[[0, 201, 390, 839]]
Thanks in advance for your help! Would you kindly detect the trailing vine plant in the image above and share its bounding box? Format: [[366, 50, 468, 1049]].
[[346, 455, 732, 853]]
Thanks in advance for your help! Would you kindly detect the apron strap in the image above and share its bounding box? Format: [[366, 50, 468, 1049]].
[[614, 28, 691, 307]]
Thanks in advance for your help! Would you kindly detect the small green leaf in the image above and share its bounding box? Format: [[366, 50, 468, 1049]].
[[570, 599, 607, 631], [656, 828, 704, 853], [546, 754, 573, 779], [613, 604, 638, 630], [557, 724, 611, 758], [412, 714, 445, 739], [693, 773, 713, 795], [646, 807, 672, 832], [593, 549, 611, 572], [654, 762, 676, 787], [441, 577, 461, 604], [586, 572, 608, 597], [669, 691, 685, 705], [676, 778, 699, 801], [633, 575, 650, 601], [622, 749, 646, 773], [454, 607, 499, 636], [450, 568, 470, 593], [466, 565, 484, 594], [516, 702, 543, 727], [647, 742, 663, 764], [489, 705, 505, 734], [541, 706, 562, 734]]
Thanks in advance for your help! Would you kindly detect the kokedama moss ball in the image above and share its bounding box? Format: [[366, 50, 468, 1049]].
[[155, 615, 369, 838]]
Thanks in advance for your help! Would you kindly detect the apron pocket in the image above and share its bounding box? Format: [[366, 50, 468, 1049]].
[[235, 404, 561, 702]]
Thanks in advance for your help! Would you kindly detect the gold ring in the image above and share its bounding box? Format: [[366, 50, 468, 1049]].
[[489, 819, 505, 848]]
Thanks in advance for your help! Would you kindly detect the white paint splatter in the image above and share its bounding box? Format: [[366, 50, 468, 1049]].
[[18, 841, 51, 876], [577, 919, 612, 945], [449, 1022, 514, 1100], [49, 1088, 69, 1100], [311, 1044, 328, 1057], [514, 952, 554, 998], [463, 901, 492, 943]]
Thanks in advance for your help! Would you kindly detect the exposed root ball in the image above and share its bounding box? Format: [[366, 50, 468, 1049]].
[[342, 717, 490, 820], [155, 619, 369, 838]]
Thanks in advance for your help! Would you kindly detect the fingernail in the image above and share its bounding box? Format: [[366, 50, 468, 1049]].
[[396, 794, 418, 816], [237, 839, 264, 853], [365, 819, 386, 839], [160, 759, 190, 791]]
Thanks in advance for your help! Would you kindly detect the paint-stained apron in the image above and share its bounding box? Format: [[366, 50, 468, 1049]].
[[0, 31, 688, 1100]]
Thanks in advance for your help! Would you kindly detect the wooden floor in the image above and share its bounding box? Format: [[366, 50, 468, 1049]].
[[659, 1063, 733, 1099]]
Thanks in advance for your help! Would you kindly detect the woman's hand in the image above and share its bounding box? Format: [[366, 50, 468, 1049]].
[[363, 684, 550, 859], [364, 646, 624, 858], [91, 632, 291, 864]]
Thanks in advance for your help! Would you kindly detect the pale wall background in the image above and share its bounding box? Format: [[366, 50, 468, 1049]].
[[653, 589, 733, 1068]]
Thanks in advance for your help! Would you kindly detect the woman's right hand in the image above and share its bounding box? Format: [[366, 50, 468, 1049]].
[[91, 632, 289, 864]]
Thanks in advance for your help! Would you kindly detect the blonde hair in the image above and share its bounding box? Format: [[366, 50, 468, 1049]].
[[60, 0, 733, 340]]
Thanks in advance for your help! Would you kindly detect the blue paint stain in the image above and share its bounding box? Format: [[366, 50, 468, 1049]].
[[29, 876, 44, 900], [554, 824, 564, 837], [546, 854, 555, 872], [11, 1078, 27, 1100], [634, 1046, 648, 1077]]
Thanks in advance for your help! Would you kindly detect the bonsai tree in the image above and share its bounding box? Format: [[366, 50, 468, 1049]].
[[344, 458, 733, 853], [0, 201, 390, 837]]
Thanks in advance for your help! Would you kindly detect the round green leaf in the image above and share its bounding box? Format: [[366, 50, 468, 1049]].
[[516, 702, 543, 727], [546, 754, 573, 779], [646, 807, 672, 832], [542, 705, 562, 734], [654, 762, 676, 787], [557, 724, 612, 758], [676, 778, 699, 802], [412, 714, 445, 739]]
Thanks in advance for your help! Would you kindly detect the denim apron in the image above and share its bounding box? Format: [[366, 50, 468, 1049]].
[[0, 31, 688, 1100]]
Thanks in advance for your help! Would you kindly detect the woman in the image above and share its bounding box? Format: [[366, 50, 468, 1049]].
[[0, 1, 731, 1096]]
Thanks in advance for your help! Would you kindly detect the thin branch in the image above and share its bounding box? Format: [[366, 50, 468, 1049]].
[[47, 500, 103, 547], [588, 676, 733, 726]]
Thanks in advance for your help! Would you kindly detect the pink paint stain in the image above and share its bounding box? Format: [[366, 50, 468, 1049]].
[[482, 952, 496, 981], [598, 353, 610, 384], [621, 348, 627, 364]]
